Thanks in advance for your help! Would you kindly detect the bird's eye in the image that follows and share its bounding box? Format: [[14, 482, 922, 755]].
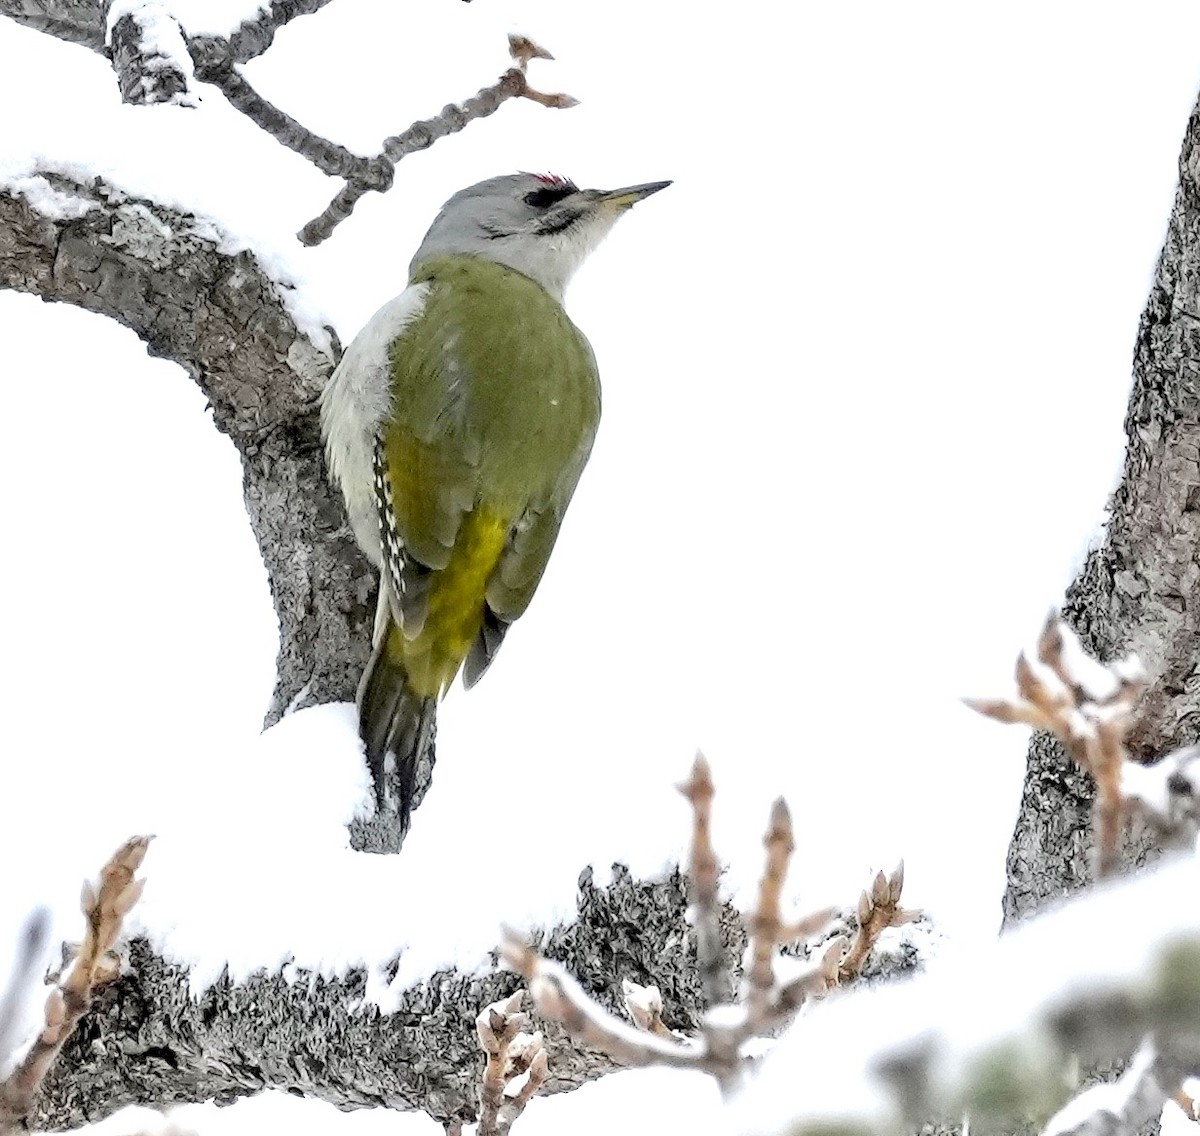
[[524, 184, 576, 210]]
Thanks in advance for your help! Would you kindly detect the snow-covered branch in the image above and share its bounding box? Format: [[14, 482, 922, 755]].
[[734, 852, 1200, 1136], [6, 5, 575, 244], [0, 176, 383, 805], [0, 0, 334, 57], [15, 863, 722, 1130]]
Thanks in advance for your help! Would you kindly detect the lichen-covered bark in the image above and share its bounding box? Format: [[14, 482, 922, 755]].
[[28, 869, 724, 1128], [1003, 89, 1200, 924]]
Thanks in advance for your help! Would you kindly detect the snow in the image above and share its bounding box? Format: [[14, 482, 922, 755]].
[[3, 0, 1200, 1132], [5, 174, 97, 219], [106, 0, 270, 42], [104, 1, 198, 107], [732, 852, 1200, 1136]]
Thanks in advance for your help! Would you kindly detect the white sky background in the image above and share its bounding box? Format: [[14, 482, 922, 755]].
[[2, 0, 1200, 1131]]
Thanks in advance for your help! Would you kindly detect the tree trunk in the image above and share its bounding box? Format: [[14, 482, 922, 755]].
[[1003, 88, 1200, 924]]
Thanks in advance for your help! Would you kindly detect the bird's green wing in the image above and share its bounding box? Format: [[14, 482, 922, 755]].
[[462, 483, 584, 689], [378, 256, 601, 695]]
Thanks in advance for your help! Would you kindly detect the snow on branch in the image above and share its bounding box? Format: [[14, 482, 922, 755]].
[[0, 837, 151, 1128], [967, 612, 1200, 875], [296, 34, 577, 246], [732, 851, 1200, 1136], [105, 1, 195, 106], [19, 5, 575, 245], [501, 756, 920, 1100]]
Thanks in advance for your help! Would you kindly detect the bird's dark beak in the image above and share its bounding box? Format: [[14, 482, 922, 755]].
[[594, 181, 673, 210]]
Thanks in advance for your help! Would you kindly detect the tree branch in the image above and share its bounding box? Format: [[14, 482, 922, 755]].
[[0, 174, 396, 842], [23, 866, 725, 1130], [297, 34, 578, 246], [0, 0, 335, 58], [1005, 83, 1200, 923], [0, 0, 107, 51]]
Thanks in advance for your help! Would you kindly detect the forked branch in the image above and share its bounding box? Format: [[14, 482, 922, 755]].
[[297, 35, 577, 245], [475, 991, 548, 1136], [967, 612, 1200, 874], [501, 757, 916, 1098]]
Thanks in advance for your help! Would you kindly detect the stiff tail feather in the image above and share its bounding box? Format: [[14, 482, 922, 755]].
[[357, 627, 436, 830]]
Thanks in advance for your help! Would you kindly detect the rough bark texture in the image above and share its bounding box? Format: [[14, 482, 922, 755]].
[[0, 0, 104, 49], [0, 0, 335, 58], [0, 177, 363, 717], [107, 9, 191, 105], [1003, 90, 1200, 924], [27, 869, 730, 1128], [0, 175, 424, 853]]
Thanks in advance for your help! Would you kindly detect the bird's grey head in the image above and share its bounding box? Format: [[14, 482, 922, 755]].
[[410, 173, 671, 300]]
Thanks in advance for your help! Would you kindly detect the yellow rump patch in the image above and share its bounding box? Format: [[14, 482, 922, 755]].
[[387, 507, 509, 698]]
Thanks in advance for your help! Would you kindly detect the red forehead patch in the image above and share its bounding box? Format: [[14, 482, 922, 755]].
[[530, 172, 576, 189]]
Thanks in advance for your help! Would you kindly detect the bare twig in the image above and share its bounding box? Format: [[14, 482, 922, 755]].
[[223, 0, 338, 64], [475, 991, 548, 1136], [838, 862, 920, 981], [966, 612, 1145, 876], [93, 10, 576, 245], [501, 764, 890, 1097], [298, 34, 577, 246], [0, 836, 151, 1126], [677, 754, 729, 1008], [188, 43, 363, 178], [501, 931, 710, 1075], [745, 798, 793, 1024]]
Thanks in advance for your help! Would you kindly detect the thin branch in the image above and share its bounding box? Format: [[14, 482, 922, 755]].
[[838, 862, 920, 981], [677, 753, 729, 1008], [501, 931, 712, 1075], [745, 798, 793, 1025], [966, 612, 1145, 876], [223, 0, 337, 63], [0, 836, 151, 1126], [297, 34, 577, 246], [187, 35, 365, 178], [501, 764, 888, 1099], [475, 991, 548, 1136]]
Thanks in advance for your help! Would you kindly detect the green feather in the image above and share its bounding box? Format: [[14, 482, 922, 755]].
[[380, 253, 602, 697]]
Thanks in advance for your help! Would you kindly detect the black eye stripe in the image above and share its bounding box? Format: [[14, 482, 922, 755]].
[[524, 185, 576, 210]]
